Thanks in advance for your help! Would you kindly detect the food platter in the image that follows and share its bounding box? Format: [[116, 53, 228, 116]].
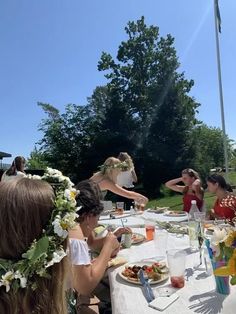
[[119, 261, 169, 285], [131, 233, 145, 244], [164, 211, 187, 217], [147, 207, 169, 214]]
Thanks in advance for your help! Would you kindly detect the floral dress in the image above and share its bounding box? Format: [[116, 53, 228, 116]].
[[214, 194, 236, 220]]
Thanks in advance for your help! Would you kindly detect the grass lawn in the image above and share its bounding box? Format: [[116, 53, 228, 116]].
[[148, 192, 216, 211]]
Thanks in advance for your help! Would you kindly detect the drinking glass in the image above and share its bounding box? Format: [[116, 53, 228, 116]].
[[145, 221, 156, 241], [116, 202, 124, 215], [167, 249, 186, 288]]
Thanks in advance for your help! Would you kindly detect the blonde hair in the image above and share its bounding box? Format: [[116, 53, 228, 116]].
[[182, 168, 200, 180], [0, 178, 68, 314], [98, 157, 122, 183], [118, 152, 134, 170]]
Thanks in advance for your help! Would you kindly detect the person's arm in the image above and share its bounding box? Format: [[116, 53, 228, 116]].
[[165, 177, 185, 193], [191, 179, 204, 200], [100, 179, 148, 204], [73, 233, 120, 295]]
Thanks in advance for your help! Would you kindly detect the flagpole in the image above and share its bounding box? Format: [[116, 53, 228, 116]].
[[213, 0, 229, 179]]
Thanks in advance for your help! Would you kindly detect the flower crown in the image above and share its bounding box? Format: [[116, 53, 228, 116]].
[[0, 167, 79, 292], [99, 161, 130, 173]]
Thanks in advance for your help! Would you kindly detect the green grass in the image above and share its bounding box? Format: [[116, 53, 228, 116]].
[[148, 192, 216, 211]]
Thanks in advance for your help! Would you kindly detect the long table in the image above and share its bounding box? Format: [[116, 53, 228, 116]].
[[99, 210, 188, 227], [107, 228, 236, 314]]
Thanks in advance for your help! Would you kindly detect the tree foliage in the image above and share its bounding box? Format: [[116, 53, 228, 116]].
[[35, 17, 234, 196]]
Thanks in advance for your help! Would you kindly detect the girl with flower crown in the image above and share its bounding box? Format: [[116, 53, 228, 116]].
[[90, 157, 148, 205], [0, 177, 69, 314], [69, 180, 120, 313]]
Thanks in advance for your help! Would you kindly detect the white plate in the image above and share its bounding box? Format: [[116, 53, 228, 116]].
[[131, 233, 145, 244], [164, 211, 187, 217], [119, 262, 169, 285]]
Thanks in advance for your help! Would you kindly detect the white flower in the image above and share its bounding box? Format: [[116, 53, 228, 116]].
[[14, 271, 27, 288], [62, 212, 78, 229], [210, 227, 229, 257], [52, 217, 68, 238], [0, 271, 14, 292], [27, 174, 42, 180], [211, 227, 228, 247], [45, 250, 67, 268]]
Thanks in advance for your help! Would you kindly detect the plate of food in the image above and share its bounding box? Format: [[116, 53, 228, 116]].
[[147, 207, 169, 214], [164, 211, 187, 217], [119, 261, 169, 285], [131, 233, 145, 244]]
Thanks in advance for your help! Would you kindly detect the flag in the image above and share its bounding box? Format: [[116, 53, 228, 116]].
[[215, 0, 222, 33]]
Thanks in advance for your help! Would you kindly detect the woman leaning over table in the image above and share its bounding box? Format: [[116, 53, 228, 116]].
[[207, 174, 236, 220], [69, 180, 120, 313], [90, 156, 148, 205], [165, 168, 204, 212]]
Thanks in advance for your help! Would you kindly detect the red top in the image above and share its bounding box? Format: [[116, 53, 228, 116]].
[[182, 187, 203, 212], [213, 194, 236, 220]]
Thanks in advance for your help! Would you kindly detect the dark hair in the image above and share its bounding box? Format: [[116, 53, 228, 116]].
[[75, 180, 104, 220], [182, 168, 200, 180], [6, 156, 26, 176], [207, 174, 233, 192]]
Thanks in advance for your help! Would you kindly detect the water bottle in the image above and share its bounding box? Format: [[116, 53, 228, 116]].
[[188, 200, 200, 251], [188, 200, 200, 220], [130, 206, 135, 215]]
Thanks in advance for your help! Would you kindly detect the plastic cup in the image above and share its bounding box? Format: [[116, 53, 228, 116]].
[[154, 230, 168, 256], [123, 233, 132, 248], [116, 202, 124, 215], [167, 249, 186, 288], [145, 221, 156, 241]]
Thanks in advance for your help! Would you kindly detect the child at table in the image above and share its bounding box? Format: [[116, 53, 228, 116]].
[[69, 180, 121, 313]]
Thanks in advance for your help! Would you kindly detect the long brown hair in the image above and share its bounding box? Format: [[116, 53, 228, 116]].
[[6, 156, 26, 176], [0, 178, 69, 314]]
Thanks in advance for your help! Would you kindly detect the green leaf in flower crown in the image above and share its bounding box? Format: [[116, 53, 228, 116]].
[[22, 237, 49, 263], [0, 259, 12, 272], [230, 275, 236, 285]]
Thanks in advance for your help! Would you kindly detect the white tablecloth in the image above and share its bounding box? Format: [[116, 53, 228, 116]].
[[99, 211, 188, 227], [107, 228, 236, 314]]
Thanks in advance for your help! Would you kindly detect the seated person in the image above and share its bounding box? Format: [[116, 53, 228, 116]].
[[207, 174, 236, 220], [69, 180, 121, 313], [90, 157, 148, 206], [0, 177, 69, 313], [165, 168, 204, 212], [1, 156, 26, 181]]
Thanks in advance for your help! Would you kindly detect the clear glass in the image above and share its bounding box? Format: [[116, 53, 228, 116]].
[[167, 249, 186, 288]]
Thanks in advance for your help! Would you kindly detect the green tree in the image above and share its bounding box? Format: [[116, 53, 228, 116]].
[[27, 147, 49, 170], [98, 16, 200, 196], [191, 124, 234, 179], [37, 102, 99, 182]]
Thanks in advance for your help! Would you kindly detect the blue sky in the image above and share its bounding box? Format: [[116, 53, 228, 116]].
[[0, 0, 235, 163]]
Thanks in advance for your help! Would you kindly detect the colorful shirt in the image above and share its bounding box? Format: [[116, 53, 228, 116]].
[[213, 194, 236, 220]]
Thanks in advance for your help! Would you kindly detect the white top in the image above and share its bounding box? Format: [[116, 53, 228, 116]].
[[117, 170, 134, 188], [1, 171, 26, 182], [69, 238, 91, 265]]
